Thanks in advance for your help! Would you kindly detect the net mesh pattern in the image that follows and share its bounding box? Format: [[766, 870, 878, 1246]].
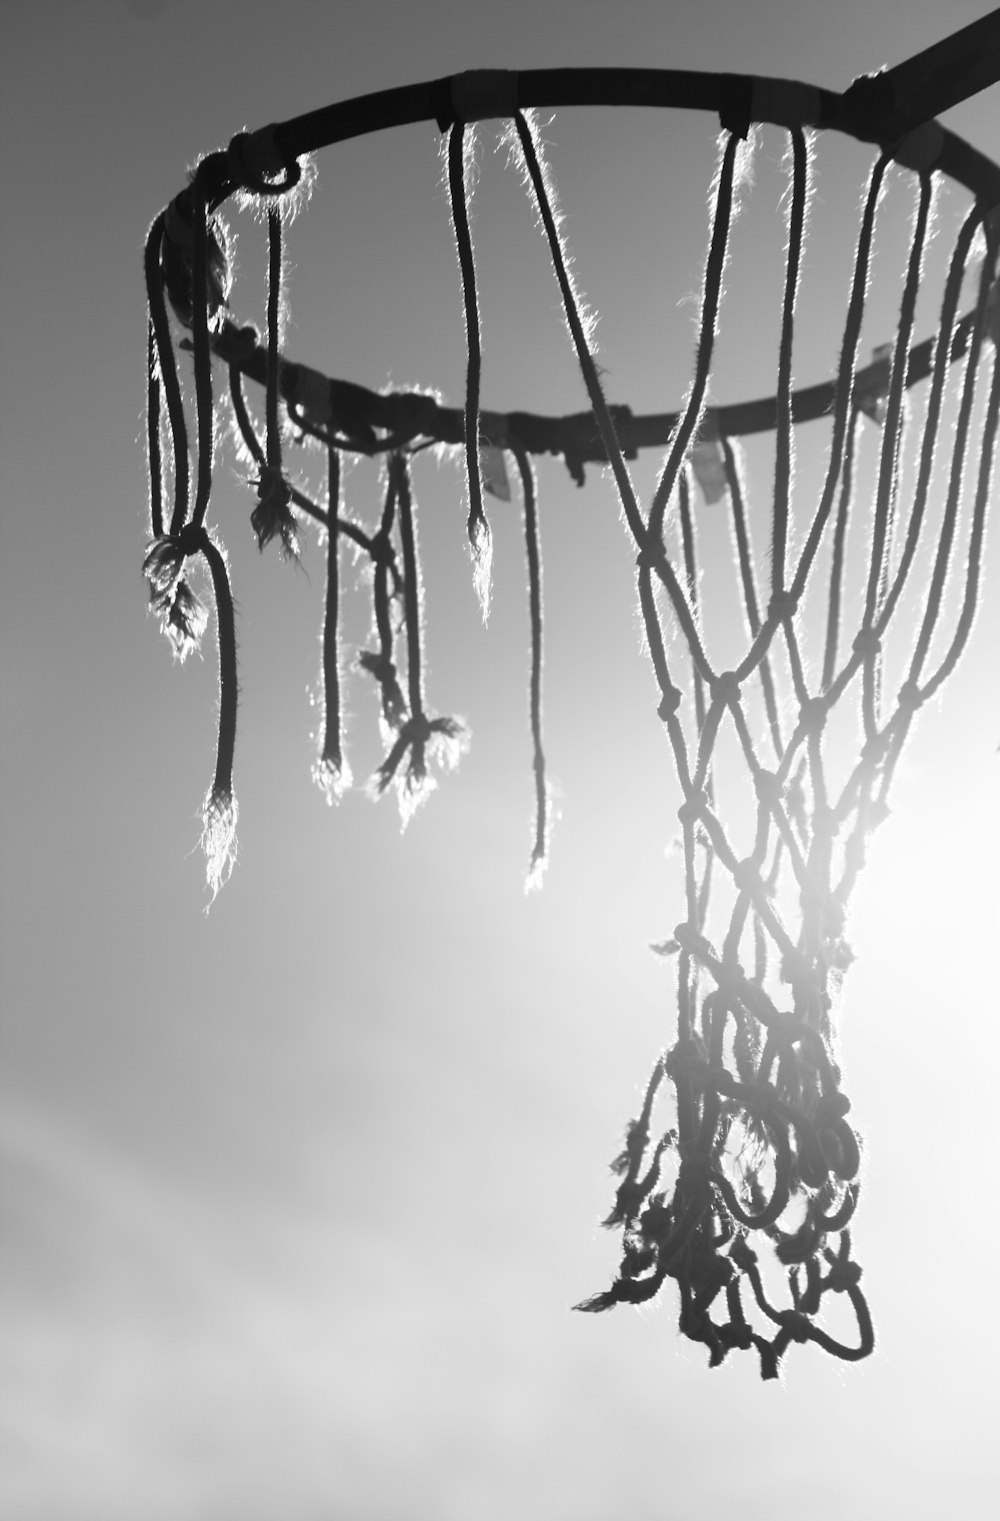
[[145, 101, 999, 1376]]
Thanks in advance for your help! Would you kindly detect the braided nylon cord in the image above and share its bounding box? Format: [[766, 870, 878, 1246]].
[[146, 99, 999, 1370]]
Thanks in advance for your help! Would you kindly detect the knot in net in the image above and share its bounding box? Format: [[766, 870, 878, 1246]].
[[895, 678, 924, 714], [824, 1256, 863, 1294], [677, 791, 711, 828], [852, 627, 882, 662], [797, 695, 828, 737], [656, 685, 684, 721], [767, 589, 799, 623], [251, 465, 298, 556], [666, 1037, 710, 1085], [777, 1309, 814, 1345], [710, 669, 742, 704], [175, 521, 212, 560]]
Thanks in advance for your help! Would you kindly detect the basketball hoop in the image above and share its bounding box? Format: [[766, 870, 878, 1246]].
[[143, 17, 1000, 1376]]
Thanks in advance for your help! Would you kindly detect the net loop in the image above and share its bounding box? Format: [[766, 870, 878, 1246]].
[[814, 1092, 852, 1125], [227, 126, 303, 195], [814, 1183, 859, 1231], [446, 120, 492, 619], [821, 1119, 861, 1181]]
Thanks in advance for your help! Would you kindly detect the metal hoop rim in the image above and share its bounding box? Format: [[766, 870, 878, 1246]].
[[169, 67, 1000, 456]]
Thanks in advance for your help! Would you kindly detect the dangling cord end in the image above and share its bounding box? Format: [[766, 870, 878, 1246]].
[[251, 205, 299, 557], [199, 534, 239, 903], [446, 120, 492, 621], [189, 164, 217, 534], [313, 447, 351, 803], [512, 442, 549, 890], [469, 511, 494, 628], [201, 785, 238, 907], [373, 454, 466, 825], [144, 210, 190, 537], [146, 321, 164, 542]]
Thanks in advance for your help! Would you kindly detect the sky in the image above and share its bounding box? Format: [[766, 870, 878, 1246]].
[[1, 2, 998, 1518]]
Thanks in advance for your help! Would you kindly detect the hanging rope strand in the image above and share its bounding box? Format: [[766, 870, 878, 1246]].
[[648, 130, 747, 544], [144, 212, 189, 536], [735, 153, 888, 693], [374, 454, 465, 809], [146, 322, 164, 542], [790, 154, 891, 603], [678, 469, 707, 739], [905, 212, 995, 687], [511, 441, 549, 882], [250, 207, 298, 555], [722, 437, 784, 756], [863, 171, 934, 630], [447, 122, 492, 619], [195, 531, 239, 900], [396, 455, 426, 723], [859, 172, 934, 739], [875, 314, 1000, 816], [876, 207, 985, 642], [315, 446, 349, 798], [265, 207, 283, 472], [771, 128, 809, 595], [358, 462, 407, 731], [512, 109, 714, 684], [189, 166, 216, 532], [919, 358, 1000, 699], [821, 409, 859, 692]]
